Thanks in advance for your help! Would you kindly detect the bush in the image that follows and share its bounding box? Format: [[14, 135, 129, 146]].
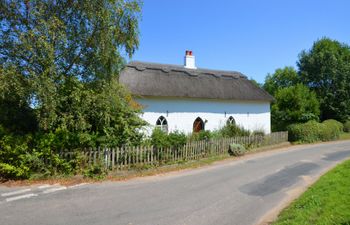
[[150, 128, 187, 149], [344, 121, 350, 133], [0, 131, 82, 180], [168, 131, 187, 148], [150, 128, 170, 148], [229, 143, 246, 156], [271, 84, 320, 131], [0, 163, 29, 180], [219, 124, 250, 138], [188, 130, 212, 142], [320, 120, 343, 141], [288, 120, 343, 143], [83, 163, 107, 179], [252, 129, 265, 136]]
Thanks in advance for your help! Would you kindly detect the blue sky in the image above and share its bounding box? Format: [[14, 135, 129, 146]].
[[132, 0, 350, 83]]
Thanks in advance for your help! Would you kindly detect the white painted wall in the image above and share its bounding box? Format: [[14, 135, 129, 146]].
[[136, 97, 271, 135]]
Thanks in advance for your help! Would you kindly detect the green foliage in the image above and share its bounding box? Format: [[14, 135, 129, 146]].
[[150, 129, 187, 149], [219, 124, 250, 138], [0, 163, 29, 180], [84, 164, 107, 179], [0, 1, 145, 179], [150, 128, 170, 148], [298, 38, 350, 122], [229, 143, 246, 156], [0, 0, 144, 141], [320, 119, 343, 141], [167, 131, 187, 148], [272, 84, 320, 131], [188, 130, 212, 141], [322, 119, 344, 133], [263, 67, 300, 96], [0, 66, 37, 134], [0, 131, 79, 180], [344, 121, 350, 133], [287, 120, 343, 143], [252, 129, 265, 136]]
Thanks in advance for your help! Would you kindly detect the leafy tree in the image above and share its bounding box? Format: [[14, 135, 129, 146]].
[[298, 38, 350, 121], [0, 0, 144, 146], [272, 84, 320, 131], [263, 67, 300, 96]]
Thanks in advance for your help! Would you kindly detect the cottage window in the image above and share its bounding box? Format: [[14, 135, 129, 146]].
[[156, 116, 168, 133], [227, 116, 236, 125], [193, 117, 204, 133]]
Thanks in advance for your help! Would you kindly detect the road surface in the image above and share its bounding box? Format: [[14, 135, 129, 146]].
[[1, 141, 350, 225]]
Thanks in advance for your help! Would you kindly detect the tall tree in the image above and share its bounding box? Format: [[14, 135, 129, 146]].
[[272, 84, 320, 131], [0, 0, 144, 146], [298, 38, 350, 121], [263, 66, 300, 96]]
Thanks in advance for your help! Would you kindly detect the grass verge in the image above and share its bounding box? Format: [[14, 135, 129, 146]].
[[272, 159, 350, 225]]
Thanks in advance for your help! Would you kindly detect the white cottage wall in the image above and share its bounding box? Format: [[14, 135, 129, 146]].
[[137, 97, 271, 135]]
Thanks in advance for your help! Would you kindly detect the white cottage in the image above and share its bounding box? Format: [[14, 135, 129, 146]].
[[120, 51, 274, 134]]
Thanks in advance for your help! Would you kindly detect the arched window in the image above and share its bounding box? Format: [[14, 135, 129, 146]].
[[156, 116, 168, 133], [193, 117, 204, 133], [227, 116, 236, 125]]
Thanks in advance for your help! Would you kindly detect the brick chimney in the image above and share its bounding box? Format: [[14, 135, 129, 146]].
[[184, 50, 196, 69]]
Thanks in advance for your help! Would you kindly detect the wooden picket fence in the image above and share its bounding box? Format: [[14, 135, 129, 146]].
[[60, 131, 288, 171]]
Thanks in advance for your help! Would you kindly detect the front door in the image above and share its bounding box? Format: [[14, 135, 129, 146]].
[[193, 117, 204, 133]]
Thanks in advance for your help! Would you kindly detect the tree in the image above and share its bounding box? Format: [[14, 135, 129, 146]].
[[272, 84, 320, 131], [263, 67, 300, 96], [0, 0, 144, 146], [298, 38, 350, 121]]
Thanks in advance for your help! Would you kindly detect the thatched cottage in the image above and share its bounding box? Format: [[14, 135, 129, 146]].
[[120, 51, 274, 134]]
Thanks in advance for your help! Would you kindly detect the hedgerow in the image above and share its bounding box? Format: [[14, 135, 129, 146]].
[[287, 119, 343, 143], [344, 121, 350, 133]]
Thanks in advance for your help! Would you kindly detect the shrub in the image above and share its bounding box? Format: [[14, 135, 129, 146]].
[[0, 131, 79, 180], [229, 143, 246, 156], [271, 84, 320, 131], [167, 131, 187, 148], [287, 120, 323, 143], [220, 124, 250, 138], [0, 163, 29, 180], [288, 119, 344, 143], [188, 130, 212, 142], [83, 163, 107, 179], [252, 129, 265, 136], [344, 121, 350, 133], [151, 128, 169, 148], [150, 128, 187, 149], [320, 120, 343, 141]]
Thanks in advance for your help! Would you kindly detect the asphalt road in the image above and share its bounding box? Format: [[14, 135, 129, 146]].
[[1, 141, 350, 225]]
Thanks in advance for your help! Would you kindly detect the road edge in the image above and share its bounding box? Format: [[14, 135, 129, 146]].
[[256, 156, 350, 225]]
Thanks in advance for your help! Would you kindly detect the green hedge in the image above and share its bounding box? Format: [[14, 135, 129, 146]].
[[150, 128, 187, 148], [287, 120, 343, 143], [321, 119, 343, 141], [344, 121, 350, 133]]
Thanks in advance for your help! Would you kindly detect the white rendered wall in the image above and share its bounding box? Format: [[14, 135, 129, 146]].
[[137, 97, 271, 135]]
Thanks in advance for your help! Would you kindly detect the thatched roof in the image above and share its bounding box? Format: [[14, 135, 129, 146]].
[[120, 61, 274, 102]]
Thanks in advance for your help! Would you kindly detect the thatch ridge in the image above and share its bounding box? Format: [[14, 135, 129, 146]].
[[120, 61, 274, 102]]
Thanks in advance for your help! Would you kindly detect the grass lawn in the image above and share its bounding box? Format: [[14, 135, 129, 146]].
[[273, 159, 350, 225]]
